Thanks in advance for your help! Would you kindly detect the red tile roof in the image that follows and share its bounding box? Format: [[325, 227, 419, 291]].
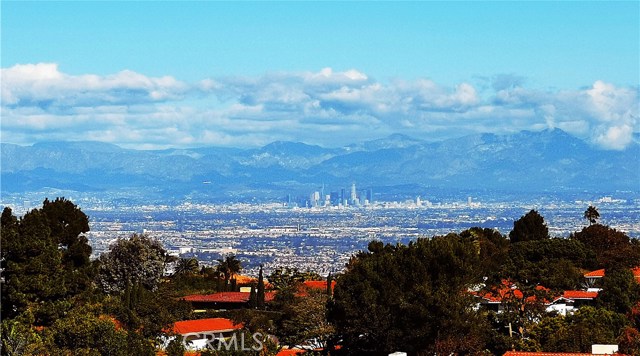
[[475, 281, 548, 303], [182, 291, 276, 303], [170, 318, 243, 335], [562, 290, 598, 299], [276, 349, 306, 356], [504, 353, 624, 356], [302, 280, 336, 290], [584, 269, 606, 278], [584, 267, 640, 283]]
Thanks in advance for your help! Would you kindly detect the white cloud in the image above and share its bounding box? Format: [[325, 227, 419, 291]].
[[1, 63, 188, 108], [1, 64, 638, 150]]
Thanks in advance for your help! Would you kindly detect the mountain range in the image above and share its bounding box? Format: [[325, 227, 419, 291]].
[[2, 129, 639, 202]]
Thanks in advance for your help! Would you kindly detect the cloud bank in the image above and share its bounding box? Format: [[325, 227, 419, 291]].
[[2, 63, 638, 150]]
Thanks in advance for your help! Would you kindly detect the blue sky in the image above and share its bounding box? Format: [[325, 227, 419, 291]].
[[1, 1, 638, 149]]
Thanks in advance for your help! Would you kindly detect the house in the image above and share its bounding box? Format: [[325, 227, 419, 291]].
[[473, 281, 548, 313], [546, 290, 598, 316], [474, 281, 597, 315], [295, 280, 336, 297], [182, 291, 276, 310], [584, 267, 640, 286], [163, 317, 243, 350]]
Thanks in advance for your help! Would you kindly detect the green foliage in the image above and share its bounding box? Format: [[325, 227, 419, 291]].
[[166, 337, 186, 356], [584, 205, 600, 225], [268, 266, 321, 291], [509, 209, 549, 243], [1, 317, 47, 356], [1, 199, 94, 324], [106, 283, 191, 340], [97, 233, 168, 294], [330, 235, 487, 354], [530, 307, 628, 353], [257, 265, 266, 309], [249, 283, 258, 309], [278, 289, 335, 349], [175, 257, 200, 275], [48, 304, 129, 355], [506, 238, 588, 290], [618, 326, 640, 356], [216, 255, 242, 291], [571, 224, 640, 269], [460, 227, 509, 281], [596, 268, 640, 314]]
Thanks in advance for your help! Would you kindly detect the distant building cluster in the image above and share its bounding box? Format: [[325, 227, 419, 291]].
[[288, 183, 374, 208]]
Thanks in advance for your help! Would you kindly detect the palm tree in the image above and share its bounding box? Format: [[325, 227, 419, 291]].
[[174, 257, 199, 275], [584, 205, 600, 225], [216, 255, 242, 287]]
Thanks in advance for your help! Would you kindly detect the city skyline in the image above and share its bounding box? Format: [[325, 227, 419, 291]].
[[1, 1, 638, 150]]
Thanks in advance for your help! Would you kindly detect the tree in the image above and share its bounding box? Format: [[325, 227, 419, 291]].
[[174, 257, 199, 275], [596, 268, 640, 315], [248, 283, 257, 309], [460, 227, 509, 281], [1, 207, 68, 324], [505, 238, 588, 290], [329, 235, 488, 354], [41, 197, 91, 269], [279, 289, 335, 349], [571, 224, 640, 269], [97, 234, 168, 294], [216, 255, 242, 290], [584, 205, 600, 225], [257, 265, 265, 309], [509, 210, 549, 243]]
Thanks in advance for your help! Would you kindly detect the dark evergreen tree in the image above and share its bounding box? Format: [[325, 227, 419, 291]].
[[329, 235, 487, 354], [257, 265, 265, 309], [248, 283, 257, 309], [571, 224, 640, 269], [509, 209, 550, 243]]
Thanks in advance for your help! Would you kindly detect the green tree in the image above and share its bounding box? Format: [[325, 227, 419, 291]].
[[571, 224, 640, 269], [509, 210, 550, 243], [174, 257, 199, 275], [41, 197, 91, 269], [596, 268, 640, 314], [506, 238, 588, 290], [279, 289, 335, 349], [216, 255, 242, 290], [1, 317, 47, 356], [329, 235, 488, 354], [97, 234, 168, 294], [564, 307, 628, 352], [1, 207, 68, 323], [47, 304, 130, 355], [460, 227, 509, 281], [584, 205, 600, 225], [257, 265, 266, 309], [248, 283, 257, 309]]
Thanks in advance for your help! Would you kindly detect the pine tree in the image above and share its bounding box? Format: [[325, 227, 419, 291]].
[[257, 265, 265, 309], [248, 284, 257, 309]]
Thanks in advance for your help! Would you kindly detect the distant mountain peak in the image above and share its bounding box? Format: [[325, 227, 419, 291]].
[[33, 141, 123, 153]]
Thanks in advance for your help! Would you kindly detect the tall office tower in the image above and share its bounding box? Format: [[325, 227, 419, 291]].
[[340, 188, 345, 205], [468, 196, 472, 207], [310, 191, 320, 207], [351, 183, 357, 205], [366, 188, 373, 203], [330, 191, 339, 206]]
